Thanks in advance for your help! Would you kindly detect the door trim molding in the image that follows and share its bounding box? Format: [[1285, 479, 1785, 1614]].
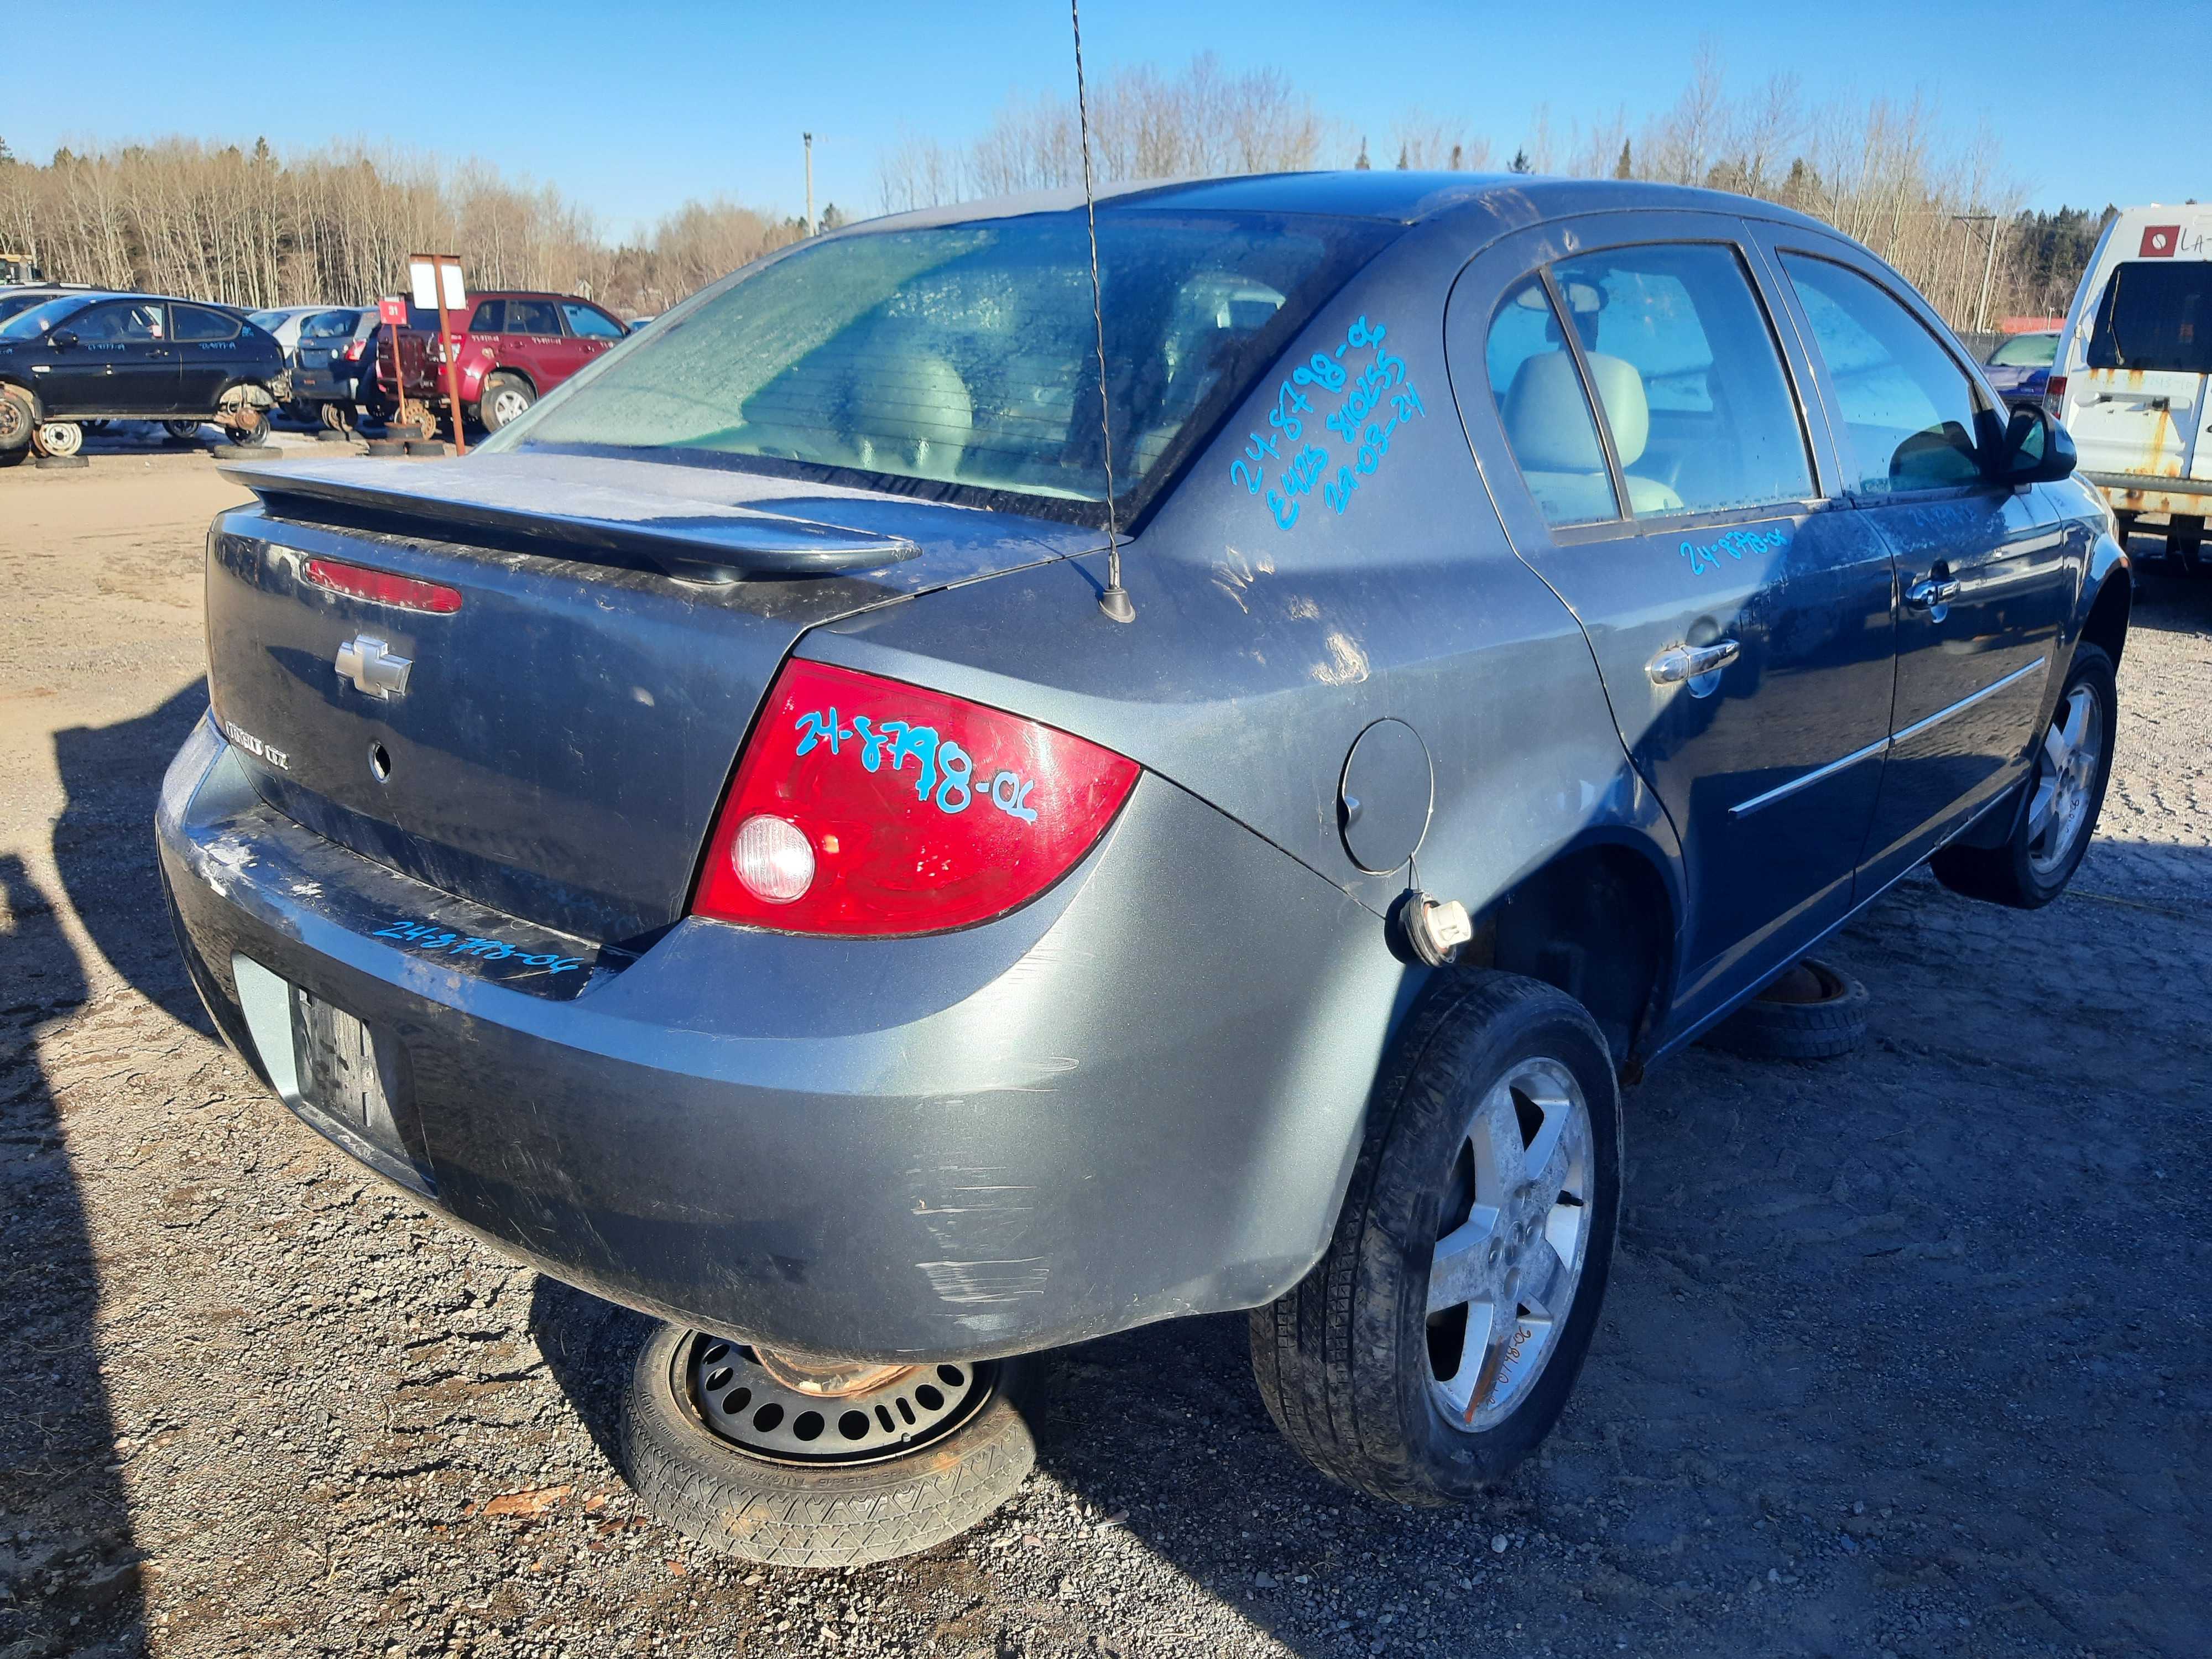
[[1729, 658, 2047, 820]]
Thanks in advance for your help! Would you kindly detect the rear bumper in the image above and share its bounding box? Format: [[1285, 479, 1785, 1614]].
[[2081, 471, 2212, 521], [292, 366, 356, 402], [158, 712, 1404, 1362]]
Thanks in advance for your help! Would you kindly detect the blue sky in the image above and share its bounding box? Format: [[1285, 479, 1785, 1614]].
[[9, 1, 2197, 237]]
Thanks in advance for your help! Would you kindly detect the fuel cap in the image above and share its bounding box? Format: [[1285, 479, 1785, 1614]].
[[1338, 717, 1433, 875]]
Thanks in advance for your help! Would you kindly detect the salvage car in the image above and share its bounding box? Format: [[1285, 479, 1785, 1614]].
[[1981, 328, 2057, 411], [286, 306, 374, 430], [370, 290, 628, 432], [158, 174, 2127, 1567], [0, 292, 287, 457]]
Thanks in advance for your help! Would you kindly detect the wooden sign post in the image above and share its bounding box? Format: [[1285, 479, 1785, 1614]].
[[409, 254, 470, 456]]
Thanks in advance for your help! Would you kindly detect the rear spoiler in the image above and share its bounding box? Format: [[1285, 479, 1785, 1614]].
[[220, 456, 922, 582]]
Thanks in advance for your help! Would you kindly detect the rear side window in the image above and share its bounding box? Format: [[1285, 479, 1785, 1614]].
[[468, 300, 505, 333], [562, 302, 624, 340], [1549, 244, 1813, 517], [1486, 278, 1618, 526], [174, 304, 242, 342], [1781, 254, 1986, 494], [2088, 261, 2212, 374], [507, 300, 561, 335]]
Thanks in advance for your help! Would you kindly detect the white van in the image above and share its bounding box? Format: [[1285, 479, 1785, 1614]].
[[2047, 204, 2212, 562]]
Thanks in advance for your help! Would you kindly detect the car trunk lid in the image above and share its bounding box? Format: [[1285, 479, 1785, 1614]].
[[206, 451, 1098, 943]]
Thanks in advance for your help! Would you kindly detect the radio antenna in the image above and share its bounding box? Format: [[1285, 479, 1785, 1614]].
[[1071, 0, 1134, 623]]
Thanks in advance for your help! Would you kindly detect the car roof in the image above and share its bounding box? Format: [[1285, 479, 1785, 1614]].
[[857, 170, 1840, 238]]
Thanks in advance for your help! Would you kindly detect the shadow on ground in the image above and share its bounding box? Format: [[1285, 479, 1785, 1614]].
[[0, 854, 147, 1657]]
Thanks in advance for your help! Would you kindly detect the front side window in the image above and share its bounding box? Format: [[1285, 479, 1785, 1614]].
[[1781, 254, 1986, 494], [70, 302, 164, 342], [2088, 261, 2212, 374], [507, 300, 560, 336], [491, 212, 1390, 524], [1485, 277, 1618, 526], [562, 301, 624, 340], [174, 304, 241, 342], [1549, 244, 1814, 517]]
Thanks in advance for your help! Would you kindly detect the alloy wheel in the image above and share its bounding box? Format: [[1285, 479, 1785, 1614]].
[[1426, 1056, 1594, 1432], [2026, 684, 2103, 877], [491, 387, 530, 426]]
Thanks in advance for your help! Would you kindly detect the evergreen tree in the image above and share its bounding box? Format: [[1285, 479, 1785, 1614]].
[[1509, 148, 1531, 175], [1354, 137, 1371, 171], [1613, 140, 1632, 180], [1396, 143, 1408, 170]]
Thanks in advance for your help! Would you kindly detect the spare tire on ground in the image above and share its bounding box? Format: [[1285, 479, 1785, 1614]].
[[1702, 957, 1869, 1061]]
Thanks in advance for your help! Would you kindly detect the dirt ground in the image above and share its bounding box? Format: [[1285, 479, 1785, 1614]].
[[2, 444, 2206, 1659]]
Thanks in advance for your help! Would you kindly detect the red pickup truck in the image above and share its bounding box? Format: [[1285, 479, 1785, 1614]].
[[372, 291, 629, 431]]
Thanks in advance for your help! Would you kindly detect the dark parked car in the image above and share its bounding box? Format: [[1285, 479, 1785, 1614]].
[[0, 291, 288, 458], [286, 306, 374, 429], [1983, 328, 2058, 409], [0, 283, 100, 327], [160, 174, 2127, 1567], [371, 290, 628, 431]]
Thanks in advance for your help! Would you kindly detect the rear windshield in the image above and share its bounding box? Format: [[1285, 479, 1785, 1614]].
[[2088, 262, 2211, 374], [1986, 332, 2056, 368], [489, 211, 1394, 526], [301, 309, 362, 339]]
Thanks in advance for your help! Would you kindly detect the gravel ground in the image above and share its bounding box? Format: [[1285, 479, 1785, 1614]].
[[2, 451, 2206, 1658]]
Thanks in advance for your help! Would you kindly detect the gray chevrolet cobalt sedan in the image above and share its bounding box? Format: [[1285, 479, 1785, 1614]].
[[159, 173, 2128, 1566]]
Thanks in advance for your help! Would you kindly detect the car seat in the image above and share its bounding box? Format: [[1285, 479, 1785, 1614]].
[[1503, 349, 1684, 519]]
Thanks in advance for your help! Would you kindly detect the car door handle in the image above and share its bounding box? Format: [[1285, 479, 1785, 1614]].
[[1906, 577, 1961, 610], [1646, 639, 1740, 686]]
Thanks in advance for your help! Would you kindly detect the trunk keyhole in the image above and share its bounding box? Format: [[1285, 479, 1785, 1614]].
[[368, 742, 392, 782]]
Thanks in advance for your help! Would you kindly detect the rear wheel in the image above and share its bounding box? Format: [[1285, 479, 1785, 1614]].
[[479, 373, 534, 432], [1252, 972, 1620, 1505], [0, 387, 32, 454], [319, 401, 350, 432], [162, 419, 202, 440], [218, 387, 271, 447], [1931, 642, 2115, 909], [617, 1324, 1039, 1568]]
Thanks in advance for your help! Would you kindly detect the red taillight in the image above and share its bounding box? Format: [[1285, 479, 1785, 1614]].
[[2043, 374, 2068, 418], [343, 340, 366, 362], [302, 557, 464, 614], [692, 660, 1139, 937]]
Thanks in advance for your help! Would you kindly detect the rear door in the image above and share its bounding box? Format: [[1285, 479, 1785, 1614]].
[[501, 298, 567, 390], [2068, 255, 2211, 487], [1767, 243, 2073, 891], [173, 303, 251, 409], [1449, 213, 1897, 1024]]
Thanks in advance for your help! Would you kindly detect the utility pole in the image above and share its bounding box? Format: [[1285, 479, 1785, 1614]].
[[804, 133, 815, 236]]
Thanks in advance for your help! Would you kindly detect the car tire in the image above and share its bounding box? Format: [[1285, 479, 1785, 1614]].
[[616, 1323, 1040, 1569], [1250, 971, 1620, 1506], [225, 409, 272, 447], [32, 419, 83, 459], [319, 401, 350, 432], [0, 386, 33, 454], [1701, 957, 1869, 1061], [1930, 641, 2116, 910], [479, 373, 534, 432], [163, 419, 202, 440]]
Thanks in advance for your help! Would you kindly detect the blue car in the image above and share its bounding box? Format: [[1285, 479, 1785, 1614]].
[[1983, 328, 2059, 409], [159, 173, 2128, 1566]]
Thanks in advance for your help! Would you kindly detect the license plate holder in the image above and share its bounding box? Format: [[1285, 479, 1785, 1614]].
[[289, 987, 401, 1149]]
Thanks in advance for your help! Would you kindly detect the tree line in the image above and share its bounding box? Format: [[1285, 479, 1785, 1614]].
[[3, 51, 2107, 331]]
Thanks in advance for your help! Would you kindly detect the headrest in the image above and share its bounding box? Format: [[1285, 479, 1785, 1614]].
[[1502, 349, 1651, 472], [853, 351, 972, 481]]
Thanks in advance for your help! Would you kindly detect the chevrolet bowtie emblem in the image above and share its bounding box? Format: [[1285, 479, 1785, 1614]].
[[335, 635, 412, 698]]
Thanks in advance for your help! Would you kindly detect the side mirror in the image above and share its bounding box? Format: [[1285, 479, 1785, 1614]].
[[48, 329, 79, 351], [2001, 405, 2076, 484]]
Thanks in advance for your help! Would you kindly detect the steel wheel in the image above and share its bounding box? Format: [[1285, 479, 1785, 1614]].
[[684, 1337, 994, 1466], [2026, 684, 2103, 878], [32, 419, 82, 458], [1427, 1054, 1594, 1432]]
